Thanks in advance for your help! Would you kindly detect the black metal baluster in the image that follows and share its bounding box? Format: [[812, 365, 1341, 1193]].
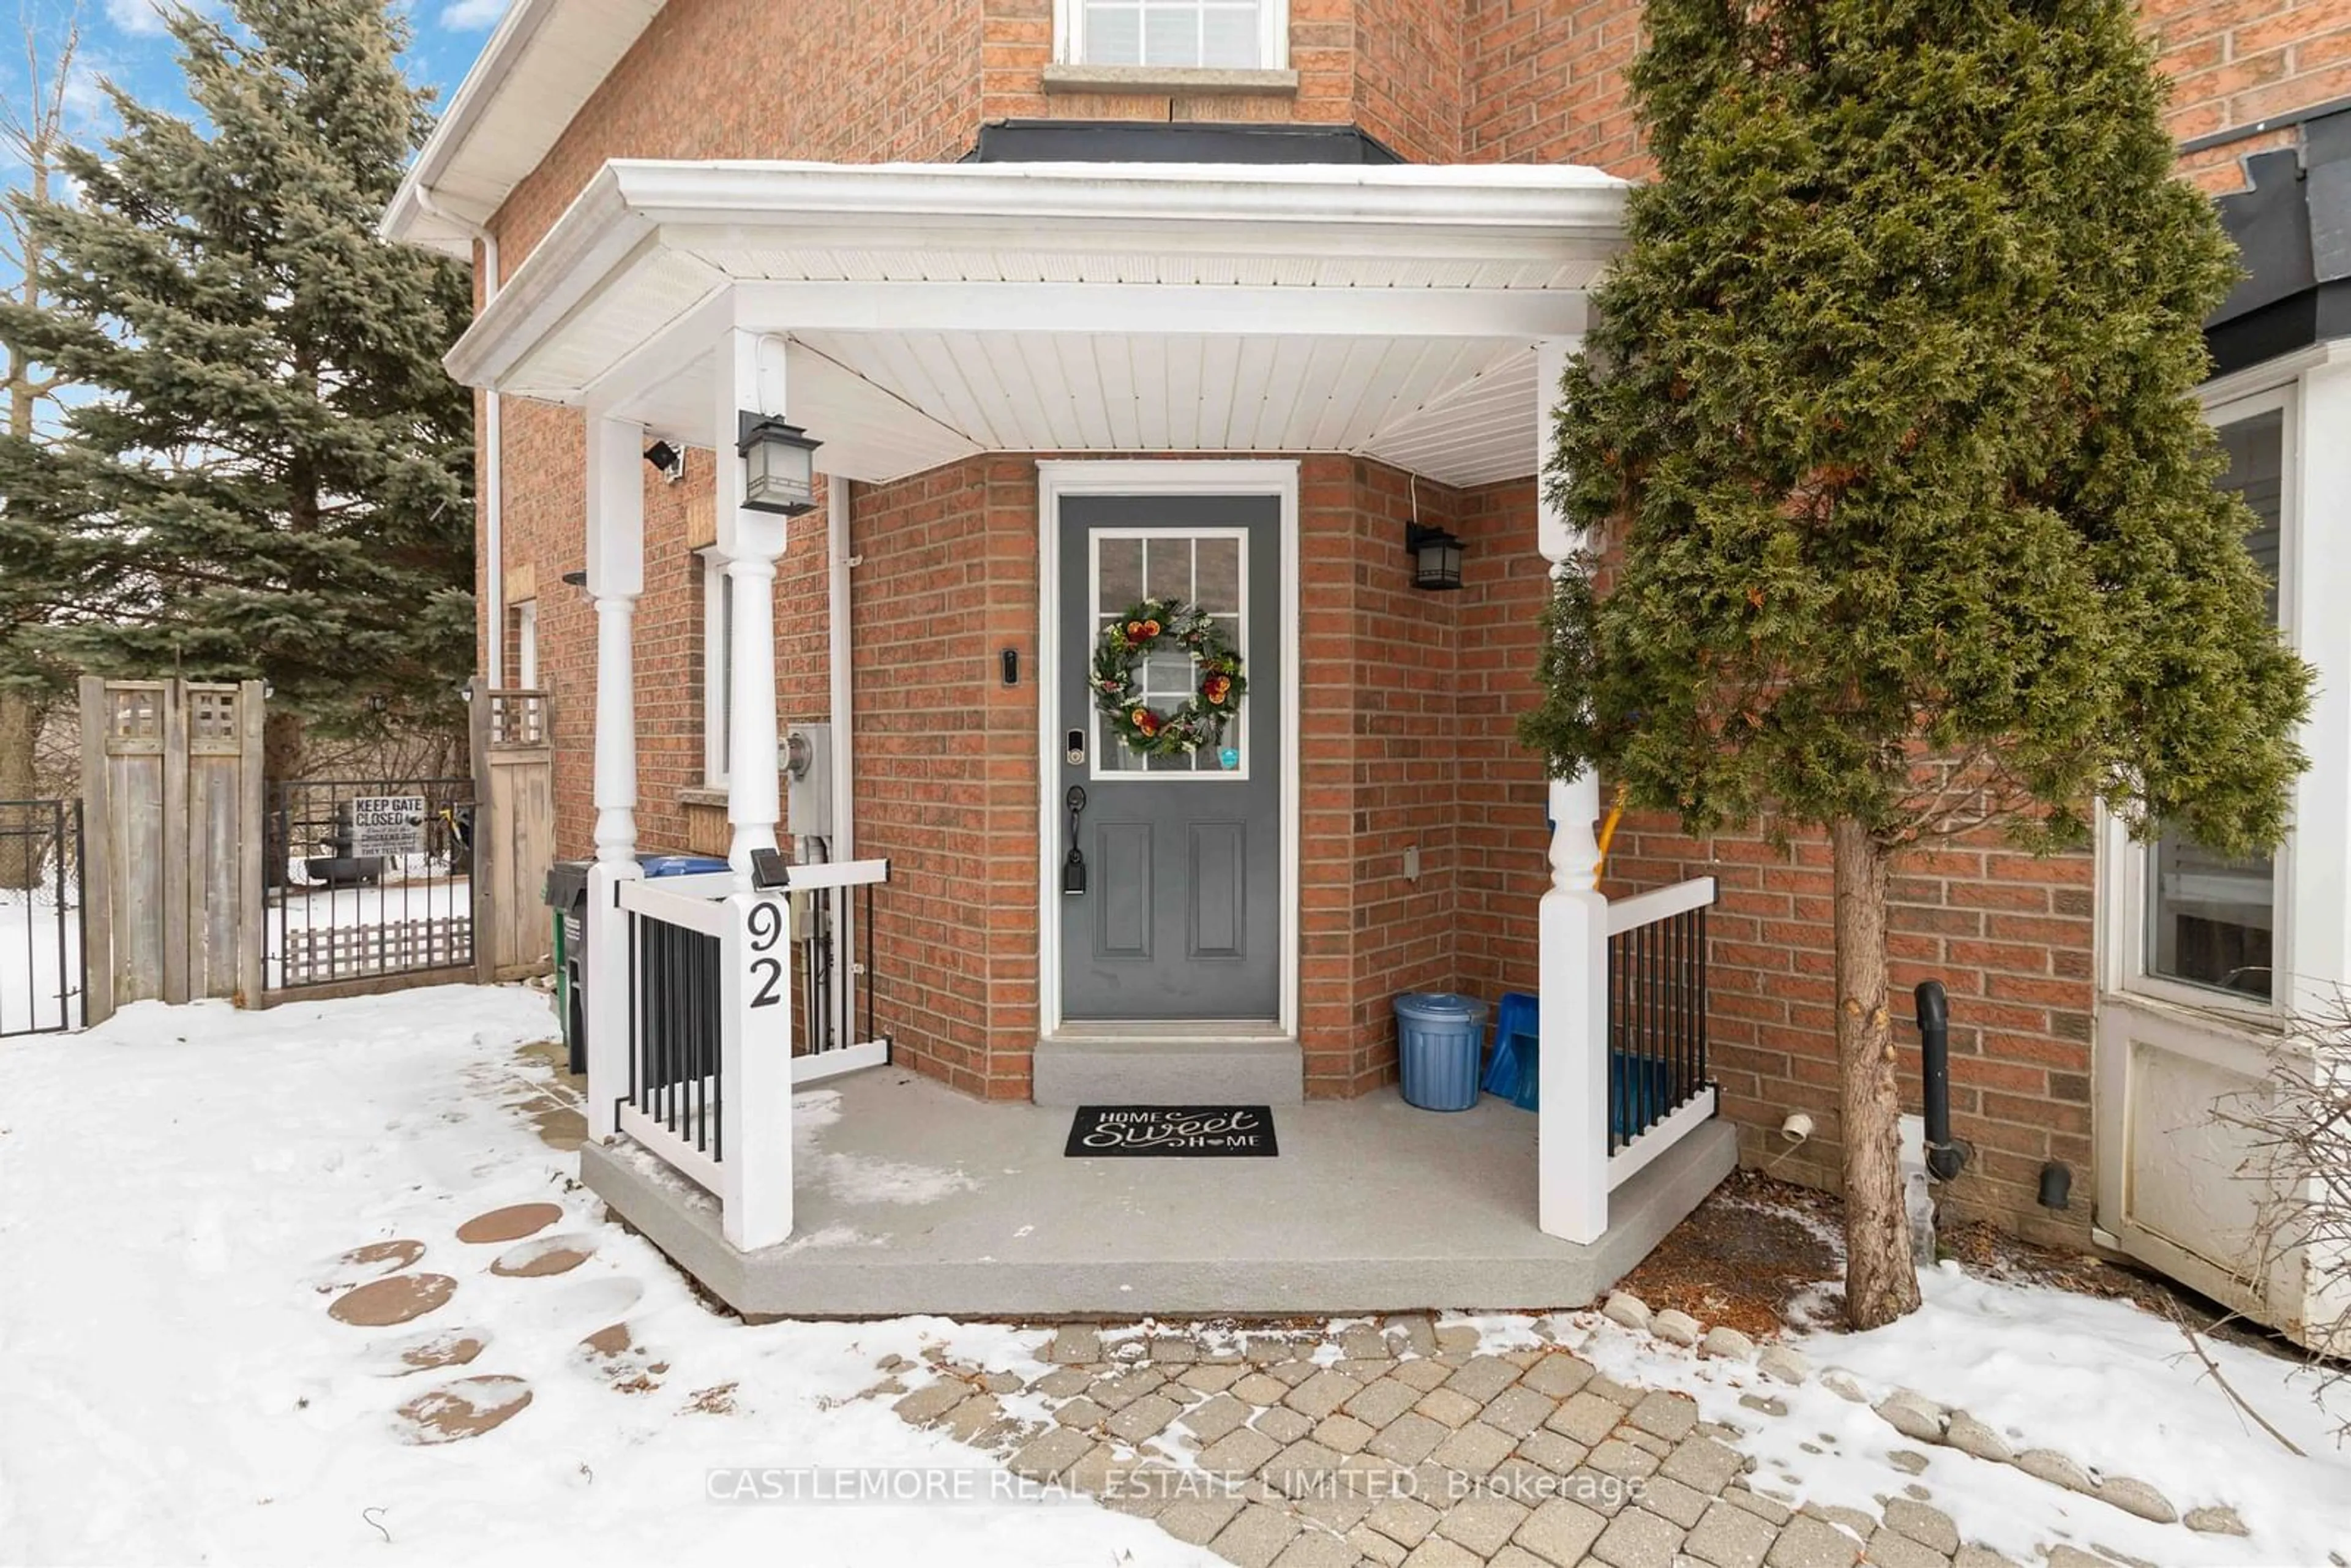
[[1648, 918, 1662, 1135], [626, 910, 640, 1115], [1674, 912, 1692, 1109], [72, 799, 88, 1028], [1695, 905, 1709, 1088]]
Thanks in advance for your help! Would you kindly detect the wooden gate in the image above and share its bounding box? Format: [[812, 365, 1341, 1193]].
[[78, 677, 264, 1024], [469, 683, 555, 982]]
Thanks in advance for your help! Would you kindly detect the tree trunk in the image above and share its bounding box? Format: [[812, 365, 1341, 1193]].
[[0, 690, 40, 889], [1832, 816, 1924, 1329], [260, 706, 304, 890]]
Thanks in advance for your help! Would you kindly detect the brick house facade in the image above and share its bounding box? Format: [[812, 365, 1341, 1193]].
[[389, 0, 2351, 1311]]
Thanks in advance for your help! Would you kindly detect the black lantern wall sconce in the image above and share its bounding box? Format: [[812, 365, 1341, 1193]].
[[1406, 523, 1465, 591], [737, 413, 822, 517]]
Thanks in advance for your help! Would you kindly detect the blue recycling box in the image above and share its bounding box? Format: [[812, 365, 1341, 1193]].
[[1393, 992, 1488, 1111]]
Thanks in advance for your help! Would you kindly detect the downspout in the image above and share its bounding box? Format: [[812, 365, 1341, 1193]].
[[414, 187, 504, 689], [827, 478, 858, 1046]]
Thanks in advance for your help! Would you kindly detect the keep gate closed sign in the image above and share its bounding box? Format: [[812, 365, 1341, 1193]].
[[349, 795, 427, 858]]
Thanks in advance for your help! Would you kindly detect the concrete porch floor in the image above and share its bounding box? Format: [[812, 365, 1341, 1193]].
[[581, 1064, 1738, 1319]]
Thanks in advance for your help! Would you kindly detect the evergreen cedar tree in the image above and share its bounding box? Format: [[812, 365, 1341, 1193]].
[[1523, 0, 2314, 1327], [0, 0, 473, 770]]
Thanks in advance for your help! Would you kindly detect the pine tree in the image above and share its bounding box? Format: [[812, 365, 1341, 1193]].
[[0, 0, 473, 778], [0, 8, 85, 887], [1523, 0, 2313, 1327]]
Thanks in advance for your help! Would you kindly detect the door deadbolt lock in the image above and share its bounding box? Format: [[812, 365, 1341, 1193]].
[[1065, 728, 1086, 768]]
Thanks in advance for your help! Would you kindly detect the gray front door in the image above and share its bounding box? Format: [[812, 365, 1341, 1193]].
[[1059, 494, 1281, 1021]]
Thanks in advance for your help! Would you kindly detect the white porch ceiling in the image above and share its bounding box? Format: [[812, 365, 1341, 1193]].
[[446, 160, 1629, 490]]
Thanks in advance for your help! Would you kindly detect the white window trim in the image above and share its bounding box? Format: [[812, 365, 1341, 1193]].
[[513, 598, 538, 688], [1087, 525, 1252, 782], [700, 549, 730, 788], [1054, 0, 1289, 69], [2102, 381, 2300, 1023]]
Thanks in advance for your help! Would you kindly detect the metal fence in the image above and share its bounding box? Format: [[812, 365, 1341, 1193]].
[[1607, 899, 1709, 1152], [266, 777, 475, 992], [0, 798, 85, 1037]]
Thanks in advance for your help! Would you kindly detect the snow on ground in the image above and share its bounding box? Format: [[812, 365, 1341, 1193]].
[[0, 986, 1210, 1568], [5, 982, 2345, 1568], [1479, 1266, 2351, 1567]]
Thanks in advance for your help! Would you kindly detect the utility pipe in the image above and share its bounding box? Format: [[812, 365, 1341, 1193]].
[[1913, 979, 1967, 1182], [413, 187, 503, 688], [826, 477, 857, 1044]]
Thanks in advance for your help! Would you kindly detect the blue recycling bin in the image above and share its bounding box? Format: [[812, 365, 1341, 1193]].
[[1394, 992, 1488, 1111], [639, 853, 730, 879]]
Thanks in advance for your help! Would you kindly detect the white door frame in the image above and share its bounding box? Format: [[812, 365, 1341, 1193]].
[[1035, 459, 1301, 1041], [2091, 349, 2351, 1345]]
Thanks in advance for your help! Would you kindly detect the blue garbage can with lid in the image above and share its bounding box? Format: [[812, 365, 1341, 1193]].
[[1394, 992, 1488, 1111]]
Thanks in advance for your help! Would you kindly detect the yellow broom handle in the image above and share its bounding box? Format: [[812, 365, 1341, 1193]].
[[1594, 782, 1630, 876]]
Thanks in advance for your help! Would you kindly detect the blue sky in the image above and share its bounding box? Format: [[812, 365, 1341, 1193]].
[[13, 0, 486, 155]]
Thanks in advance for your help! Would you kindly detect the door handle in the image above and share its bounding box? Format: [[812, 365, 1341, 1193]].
[[1062, 786, 1087, 895]]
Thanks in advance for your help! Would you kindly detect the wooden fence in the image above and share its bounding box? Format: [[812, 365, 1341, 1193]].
[[79, 677, 264, 1023], [470, 683, 555, 983], [75, 677, 555, 1022]]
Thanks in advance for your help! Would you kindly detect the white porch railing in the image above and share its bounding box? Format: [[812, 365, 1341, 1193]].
[[1602, 877, 1719, 1191], [597, 858, 890, 1250], [1539, 785, 1719, 1246]]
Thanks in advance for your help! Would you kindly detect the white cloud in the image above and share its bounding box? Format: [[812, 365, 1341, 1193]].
[[438, 0, 506, 28], [61, 58, 111, 126], [102, 0, 219, 38]]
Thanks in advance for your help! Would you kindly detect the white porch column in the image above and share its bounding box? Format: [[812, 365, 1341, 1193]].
[[715, 329, 789, 888], [583, 415, 646, 1143], [711, 328, 796, 1248], [1532, 334, 1613, 1244]]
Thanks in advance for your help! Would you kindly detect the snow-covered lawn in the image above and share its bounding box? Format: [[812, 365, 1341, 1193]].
[[2, 983, 2344, 1567], [0, 987, 1208, 1567]]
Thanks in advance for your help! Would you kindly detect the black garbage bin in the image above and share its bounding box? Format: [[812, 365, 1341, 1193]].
[[544, 860, 591, 1074], [543, 854, 732, 1078]]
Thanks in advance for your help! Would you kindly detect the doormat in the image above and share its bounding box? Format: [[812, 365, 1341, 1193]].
[[1065, 1105, 1278, 1157]]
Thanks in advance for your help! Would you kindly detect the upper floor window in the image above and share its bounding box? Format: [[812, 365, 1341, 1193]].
[[1063, 0, 1285, 70]]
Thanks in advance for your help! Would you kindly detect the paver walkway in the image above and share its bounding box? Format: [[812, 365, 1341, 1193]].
[[867, 1318, 2023, 1568]]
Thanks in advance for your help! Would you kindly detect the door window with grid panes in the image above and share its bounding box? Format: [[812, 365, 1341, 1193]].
[[1091, 528, 1247, 778], [1073, 0, 1275, 68]]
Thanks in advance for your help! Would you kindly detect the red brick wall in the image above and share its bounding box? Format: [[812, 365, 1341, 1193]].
[[1352, 0, 1468, 162], [1295, 458, 1468, 1092], [2150, 0, 2351, 191], [1462, 0, 1646, 176], [846, 459, 1037, 1098], [1453, 477, 1551, 1009]]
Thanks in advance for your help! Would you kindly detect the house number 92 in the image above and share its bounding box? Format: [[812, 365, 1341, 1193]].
[[748, 899, 785, 1008]]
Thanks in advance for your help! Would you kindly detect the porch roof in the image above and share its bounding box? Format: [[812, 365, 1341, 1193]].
[[445, 159, 1630, 488]]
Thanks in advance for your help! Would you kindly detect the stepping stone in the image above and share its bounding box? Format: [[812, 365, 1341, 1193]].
[[457, 1203, 564, 1244], [341, 1239, 425, 1272], [578, 1322, 632, 1359], [370, 1327, 486, 1377], [490, 1233, 595, 1278], [396, 1375, 533, 1444], [329, 1272, 457, 1327]]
